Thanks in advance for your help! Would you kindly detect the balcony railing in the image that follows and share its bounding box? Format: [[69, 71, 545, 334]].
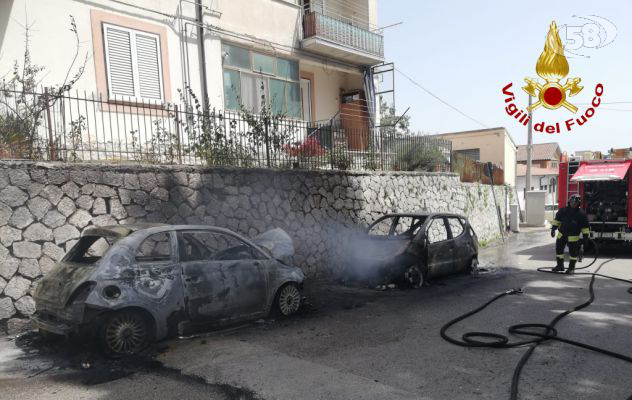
[[303, 11, 384, 60]]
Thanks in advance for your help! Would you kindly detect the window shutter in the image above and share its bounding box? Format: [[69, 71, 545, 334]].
[[104, 26, 136, 97], [135, 33, 162, 100]]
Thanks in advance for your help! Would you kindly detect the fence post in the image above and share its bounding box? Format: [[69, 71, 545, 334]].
[[174, 104, 182, 164], [264, 117, 271, 168], [44, 88, 56, 161]]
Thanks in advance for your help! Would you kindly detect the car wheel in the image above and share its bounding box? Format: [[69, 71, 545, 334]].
[[275, 283, 301, 316], [100, 310, 150, 356], [404, 265, 424, 289]]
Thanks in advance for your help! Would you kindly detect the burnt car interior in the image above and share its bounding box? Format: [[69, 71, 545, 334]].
[[65, 235, 117, 264], [178, 231, 264, 262], [368, 216, 428, 239]]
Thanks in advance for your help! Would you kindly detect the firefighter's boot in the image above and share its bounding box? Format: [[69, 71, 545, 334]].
[[565, 260, 576, 274], [552, 258, 564, 272]]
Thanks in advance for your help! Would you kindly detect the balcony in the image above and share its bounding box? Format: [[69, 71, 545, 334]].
[[302, 11, 384, 66]]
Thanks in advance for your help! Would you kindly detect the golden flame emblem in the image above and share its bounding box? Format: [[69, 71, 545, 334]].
[[523, 21, 583, 113]]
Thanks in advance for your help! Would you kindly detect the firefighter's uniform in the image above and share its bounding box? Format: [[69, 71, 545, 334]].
[[551, 206, 590, 272]]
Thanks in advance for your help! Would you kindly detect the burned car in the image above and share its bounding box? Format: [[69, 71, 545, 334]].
[[346, 213, 478, 288], [32, 224, 304, 355]]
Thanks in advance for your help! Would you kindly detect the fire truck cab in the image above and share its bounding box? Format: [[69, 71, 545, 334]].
[[559, 158, 632, 242]]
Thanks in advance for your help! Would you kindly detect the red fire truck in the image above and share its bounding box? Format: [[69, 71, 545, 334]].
[[558, 158, 632, 242]]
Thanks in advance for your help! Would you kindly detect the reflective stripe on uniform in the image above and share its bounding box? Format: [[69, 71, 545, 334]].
[[569, 256, 578, 260], [551, 219, 560, 227], [557, 231, 564, 239], [556, 254, 565, 259], [568, 235, 580, 242], [581, 228, 590, 235]]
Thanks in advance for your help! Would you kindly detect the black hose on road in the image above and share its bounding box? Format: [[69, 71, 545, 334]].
[[440, 239, 632, 400]]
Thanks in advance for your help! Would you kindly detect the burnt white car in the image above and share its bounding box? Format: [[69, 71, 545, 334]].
[[32, 224, 305, 355]]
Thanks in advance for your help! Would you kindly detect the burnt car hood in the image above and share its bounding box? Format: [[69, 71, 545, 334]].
[[353, 236, 411, 261], [253, 228, 295, 259], [33, 261, 97, 308]]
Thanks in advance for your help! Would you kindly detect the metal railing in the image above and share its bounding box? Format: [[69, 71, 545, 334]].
[[0, 85, 454, 172], [303, 11, 384, 58]]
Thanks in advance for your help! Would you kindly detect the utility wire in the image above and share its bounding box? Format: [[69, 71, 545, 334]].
[[395, 68, 489, 129]]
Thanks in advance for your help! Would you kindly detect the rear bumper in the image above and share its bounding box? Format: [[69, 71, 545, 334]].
[[30, 312, 77, 335], [589, 231, 632, 241]]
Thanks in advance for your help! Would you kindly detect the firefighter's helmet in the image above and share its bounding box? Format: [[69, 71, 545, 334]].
[[568, 194, 581, 206]]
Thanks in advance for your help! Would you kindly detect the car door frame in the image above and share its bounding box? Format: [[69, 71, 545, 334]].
[[177, 228, 269, 323], [445, 216, 472, 272], [423, 216, 456, 278]]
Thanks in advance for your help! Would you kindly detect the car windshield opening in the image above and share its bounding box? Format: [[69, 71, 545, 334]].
[[64, 235, 118, 265]]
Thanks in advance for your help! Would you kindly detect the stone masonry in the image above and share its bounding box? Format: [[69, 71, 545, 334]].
[[0, 161, 508, 334]]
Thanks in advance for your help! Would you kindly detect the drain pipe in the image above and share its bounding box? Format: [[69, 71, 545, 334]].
[[195, 0, 209, 109]]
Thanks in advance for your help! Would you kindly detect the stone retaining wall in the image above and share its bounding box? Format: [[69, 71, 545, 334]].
[[0, 162, 508, 334]]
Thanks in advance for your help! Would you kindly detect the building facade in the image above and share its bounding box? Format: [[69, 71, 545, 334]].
[[515, 142, 561, 207], [0, 0, 382, 125], [429, 127, 517, 186]]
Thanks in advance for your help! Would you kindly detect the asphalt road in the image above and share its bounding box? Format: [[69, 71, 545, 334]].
[[1, 228, 632, 400]]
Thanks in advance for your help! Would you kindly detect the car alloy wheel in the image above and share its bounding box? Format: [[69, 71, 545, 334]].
[[277, 284, 301, 316], [404, 265, 424, 288], [103, 311, 148, 355]]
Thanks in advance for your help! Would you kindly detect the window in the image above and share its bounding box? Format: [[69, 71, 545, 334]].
[[455, 148, 481, 161], [103, 23, 164, 101], [222, 43, 301, 118], [447, 218, 464, 237], [179, 231, 264, 261], [368, 217, 394, 236], [136, 233, 172, 262], [426, 218, 449, 243], [393, 216, 426, 237]]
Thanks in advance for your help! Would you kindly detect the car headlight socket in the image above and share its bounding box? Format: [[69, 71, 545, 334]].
[[102, 285, 121, 300]]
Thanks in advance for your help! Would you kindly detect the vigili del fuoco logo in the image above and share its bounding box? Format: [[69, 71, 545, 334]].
[[502, 21, 604, 134]]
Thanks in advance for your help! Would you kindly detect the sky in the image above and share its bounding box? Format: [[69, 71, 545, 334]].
[[377, 0, 632, 154]]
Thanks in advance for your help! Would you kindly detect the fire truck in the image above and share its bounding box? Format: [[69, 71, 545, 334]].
[[558, 158, 632, 242]]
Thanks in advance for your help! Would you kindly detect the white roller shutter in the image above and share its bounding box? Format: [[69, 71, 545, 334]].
[[135, 33, 162, 100], [103, 23, 164, 101], [104, 26, 135, 97]]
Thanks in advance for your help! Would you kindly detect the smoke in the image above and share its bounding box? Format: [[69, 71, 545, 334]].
[[316, 218, 409, 286]]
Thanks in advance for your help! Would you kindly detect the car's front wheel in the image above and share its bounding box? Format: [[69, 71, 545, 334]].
[[274, 283, 301, 316], [100, 310, 150, 356], [404, 265, 425, 288]]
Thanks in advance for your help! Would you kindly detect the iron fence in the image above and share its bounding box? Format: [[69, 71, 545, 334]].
[[0, 85, 455, 172]]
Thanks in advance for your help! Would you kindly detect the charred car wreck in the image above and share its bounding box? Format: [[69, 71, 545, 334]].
[[32, 224, 304, 355], [346, 213, 479, 287]]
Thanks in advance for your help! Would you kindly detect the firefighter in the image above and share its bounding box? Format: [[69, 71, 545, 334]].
[[550, 194, 590, 274]]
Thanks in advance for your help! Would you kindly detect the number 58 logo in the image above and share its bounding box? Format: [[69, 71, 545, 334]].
[[554, 15, 617, 57]]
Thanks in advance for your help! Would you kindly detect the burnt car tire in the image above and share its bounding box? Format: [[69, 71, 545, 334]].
[[404, 265, 425, 289], [100, 310, 150, 356], [274, 283, 301, 317]]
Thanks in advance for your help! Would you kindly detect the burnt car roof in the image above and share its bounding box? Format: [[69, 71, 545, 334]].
[[82, 224, 257, 238], [379, 212, 468, 219], [82, 223, 168, 238]]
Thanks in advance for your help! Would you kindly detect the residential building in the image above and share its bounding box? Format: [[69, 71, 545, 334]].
[[515, 142, 561, 206], [0, 0, 383, 155], [429, 127, 517, 186]]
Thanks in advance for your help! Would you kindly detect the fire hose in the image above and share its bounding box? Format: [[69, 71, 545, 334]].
[[440, 239, 632, 400]]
